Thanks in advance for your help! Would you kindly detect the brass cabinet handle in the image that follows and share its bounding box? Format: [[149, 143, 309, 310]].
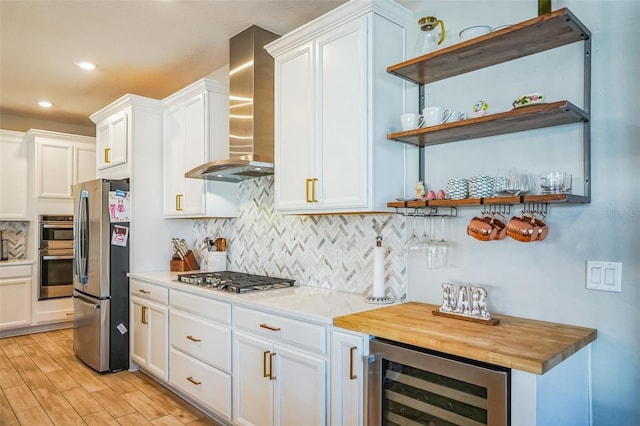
[[138, 289, 151, 294], [311, 178, 318, 202], [141, 306, 148, 325], [259, 323, 281, 332], [187, 376, 201, 385], [186, 335, 201, 342], [349, 346, 358, 380], [104, 148, 111, 163], [263, 351, 270, 378], [305, 179, 311, 203], [176, 194, 184, 211], [269, 352, 277, 380]]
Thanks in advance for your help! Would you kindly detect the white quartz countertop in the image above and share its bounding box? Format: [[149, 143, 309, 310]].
[[0, 259, 34, 266], [127, 270, 392, 325]]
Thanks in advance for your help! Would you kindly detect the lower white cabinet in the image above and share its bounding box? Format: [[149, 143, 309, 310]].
[[0, 264, 32, 330], [130, 280, 168, 380], [330, 329, 368, 426], [169, 289, 232, 421], [233, 307, 328, 426]]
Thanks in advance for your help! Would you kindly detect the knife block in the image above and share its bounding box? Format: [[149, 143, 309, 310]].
[[170, 250, 200, 272]]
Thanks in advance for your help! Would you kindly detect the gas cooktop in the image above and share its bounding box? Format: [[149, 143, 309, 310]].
[[176, 271, 295, 293]]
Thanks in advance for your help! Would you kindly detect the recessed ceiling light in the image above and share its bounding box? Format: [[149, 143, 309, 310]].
[[38, 101, 53, 108], [76, 62, 96, 70]]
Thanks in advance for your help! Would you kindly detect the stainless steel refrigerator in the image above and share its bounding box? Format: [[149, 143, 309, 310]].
[[72, 178, 130, 373]]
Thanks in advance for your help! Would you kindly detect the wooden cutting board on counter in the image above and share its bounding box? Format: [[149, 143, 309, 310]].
[[333, 302, 597, 375]]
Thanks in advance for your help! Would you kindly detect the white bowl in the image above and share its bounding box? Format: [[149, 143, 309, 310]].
[[459, 25, 492, 41]]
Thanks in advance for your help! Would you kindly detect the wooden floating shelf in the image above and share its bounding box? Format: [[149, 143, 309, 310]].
[[387, 101, 588, 147], [387, 193, 590, 209], [387, 8, 590, 85]]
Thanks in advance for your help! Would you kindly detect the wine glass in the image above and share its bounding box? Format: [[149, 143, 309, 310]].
[[435, 216, 452, 268], [404, 213, 422, 264], [425, 216, 439, 269]]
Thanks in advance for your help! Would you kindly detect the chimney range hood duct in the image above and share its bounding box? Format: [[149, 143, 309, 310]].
[[185, 25, 279, 182]]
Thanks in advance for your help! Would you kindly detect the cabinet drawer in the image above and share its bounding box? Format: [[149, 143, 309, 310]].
[[169, 289, 231, 325], [0, 264, 32, 279], [234, 306, 327, 354], [170, 309, 231, 373], [170, 348, 231, 421], [130, 280, 168, 304]]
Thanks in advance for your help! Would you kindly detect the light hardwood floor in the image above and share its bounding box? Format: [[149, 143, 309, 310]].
[[0, 329, 222, 425]]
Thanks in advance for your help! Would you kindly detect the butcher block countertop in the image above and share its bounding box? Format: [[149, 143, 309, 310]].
[[333, 302, 597, 375]]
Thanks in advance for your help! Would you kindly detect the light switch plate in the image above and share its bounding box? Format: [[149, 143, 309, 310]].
[[586, 261, 622, 292]]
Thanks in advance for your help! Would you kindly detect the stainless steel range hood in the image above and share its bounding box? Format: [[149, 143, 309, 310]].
[[185, 25, 279, 183]]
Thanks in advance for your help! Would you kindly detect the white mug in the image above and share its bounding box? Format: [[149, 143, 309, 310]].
[[423, 106, 452, 126], [400, 113, 424, 131], [447, 111, 468, 123]]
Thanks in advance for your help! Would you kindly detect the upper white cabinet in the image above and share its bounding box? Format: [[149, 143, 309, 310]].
[[0, 130, 28, 220], [266, 0, 411, 214], [90, 94, 163, 180], [95, 109, 128, 172], [162, 78, 238, 218], [25, 129, 95, 200]]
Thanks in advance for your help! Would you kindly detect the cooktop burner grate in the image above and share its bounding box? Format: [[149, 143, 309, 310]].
[[176, 271, 295, 293]]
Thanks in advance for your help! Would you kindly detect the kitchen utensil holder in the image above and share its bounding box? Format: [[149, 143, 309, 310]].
[[170, 250, 200, 272]]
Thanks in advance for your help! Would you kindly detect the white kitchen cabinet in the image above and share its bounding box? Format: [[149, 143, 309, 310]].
[[0, 263, 32, 330], [233, 306, 327, 426], [130, 280, 168, 380], [95, 109, 128, 172], [162, 78, 238, 218], [25, 129, 96, 200], [91, 94, 163, 180], [266, 0, 411, 214], [330, 329, 368, 426], [0, 130, 28, 220], [169, 289, 232, 421]]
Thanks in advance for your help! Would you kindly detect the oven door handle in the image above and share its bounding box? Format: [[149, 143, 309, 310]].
[[42, 255, 74, 261], [42, 223, 74, 229]]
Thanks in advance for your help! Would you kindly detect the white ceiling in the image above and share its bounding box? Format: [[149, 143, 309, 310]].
[[1, 0, 374, 135]]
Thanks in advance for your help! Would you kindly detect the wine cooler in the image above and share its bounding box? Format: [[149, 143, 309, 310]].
[[366, 339, 510, 426]]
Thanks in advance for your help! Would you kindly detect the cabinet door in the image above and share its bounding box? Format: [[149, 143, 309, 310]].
[[182, 94, 207, 215], [274, 345, 327, 426], [0, 136, 28, 219], [0, 277, 31, 330], [147, 302, 168, 380], [274, 42, 316, 212], [37, 139, 73, 198], [233, 332, 274, 426], [130, 298, 150, 368], [331, 330, 366, 426], [97, 111, 128, 170], [74, 144, 96, 185], [163, 103, 187, 216], [317, 17, 368, 211], [130, 298, 168, 380]]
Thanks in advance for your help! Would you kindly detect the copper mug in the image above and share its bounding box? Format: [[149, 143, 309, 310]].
[[467, 215, 497, 241], [506, 213, 536, 242], [483, 213, 507, 240], [507, 212, 548, 242]]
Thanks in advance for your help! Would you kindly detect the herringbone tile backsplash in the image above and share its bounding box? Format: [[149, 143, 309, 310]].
[[193, 177, 406, 300], [0, 221, 28, 259]]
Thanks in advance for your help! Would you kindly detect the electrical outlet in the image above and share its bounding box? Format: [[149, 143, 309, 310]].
[[586, 261, 622, 292]]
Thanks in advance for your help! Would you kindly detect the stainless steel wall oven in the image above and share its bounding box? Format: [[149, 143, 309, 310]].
[[38, 215, 74, 300], [366, 338, 510, 426]]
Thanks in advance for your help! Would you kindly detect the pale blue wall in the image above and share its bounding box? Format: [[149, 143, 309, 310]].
[[402, 1, 640, 424]]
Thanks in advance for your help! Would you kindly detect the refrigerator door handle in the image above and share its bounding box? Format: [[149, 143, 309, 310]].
[[76, 189, 90, 284], [72, 293, 100, 309]]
